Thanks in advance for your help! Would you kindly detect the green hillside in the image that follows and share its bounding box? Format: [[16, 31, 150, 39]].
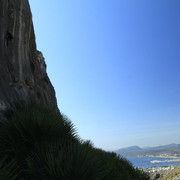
[[0, 102, 149, 180]]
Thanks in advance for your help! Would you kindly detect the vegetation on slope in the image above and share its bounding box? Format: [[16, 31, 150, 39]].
[[0, 102, 150, 179]]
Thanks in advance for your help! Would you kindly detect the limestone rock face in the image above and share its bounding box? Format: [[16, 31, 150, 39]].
[[0, 0, 57, 110]]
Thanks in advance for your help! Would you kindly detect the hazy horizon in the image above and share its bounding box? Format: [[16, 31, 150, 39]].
[[30, 0, 180, 150], [114, 142, 180, 151]]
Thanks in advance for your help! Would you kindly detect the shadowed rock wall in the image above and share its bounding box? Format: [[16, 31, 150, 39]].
[[0, 0, 57, 110]]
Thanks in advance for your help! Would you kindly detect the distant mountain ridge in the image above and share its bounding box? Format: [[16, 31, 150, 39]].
[[116, 143, 180, 157]]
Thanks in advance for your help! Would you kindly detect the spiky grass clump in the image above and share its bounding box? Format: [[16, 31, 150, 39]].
[[0, 156, 21, 180], [0, 102, 149, 180], [0, 102, 76, 161]]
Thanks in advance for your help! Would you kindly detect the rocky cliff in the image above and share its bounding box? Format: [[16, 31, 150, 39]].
[[0, 0, 57, 110]]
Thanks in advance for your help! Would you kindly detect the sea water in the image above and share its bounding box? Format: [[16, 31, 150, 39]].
[[126, 157, 180, 168]]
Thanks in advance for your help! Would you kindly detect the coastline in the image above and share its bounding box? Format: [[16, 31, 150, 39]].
[[127, 156, 180, 168], [137, 154, 180, 159], [142, 165, 180, 180], [127, 156, 180, 179]]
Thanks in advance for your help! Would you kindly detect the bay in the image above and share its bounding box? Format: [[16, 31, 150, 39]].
[[126, 157, 180, 168]]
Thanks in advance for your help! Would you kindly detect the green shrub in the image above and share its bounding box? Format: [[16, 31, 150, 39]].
[[0, 102, 77, 162], [0, 156, 21, 180], [0, 101, 149, 180]]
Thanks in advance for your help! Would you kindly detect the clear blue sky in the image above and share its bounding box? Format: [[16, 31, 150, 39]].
[[29, 0, 180, 150]]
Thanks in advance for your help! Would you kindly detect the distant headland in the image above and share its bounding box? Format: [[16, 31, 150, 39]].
[[115, 143, 180, 157]]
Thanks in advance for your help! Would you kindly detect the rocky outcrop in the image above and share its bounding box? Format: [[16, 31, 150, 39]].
[[0, 0, 57, 110]]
